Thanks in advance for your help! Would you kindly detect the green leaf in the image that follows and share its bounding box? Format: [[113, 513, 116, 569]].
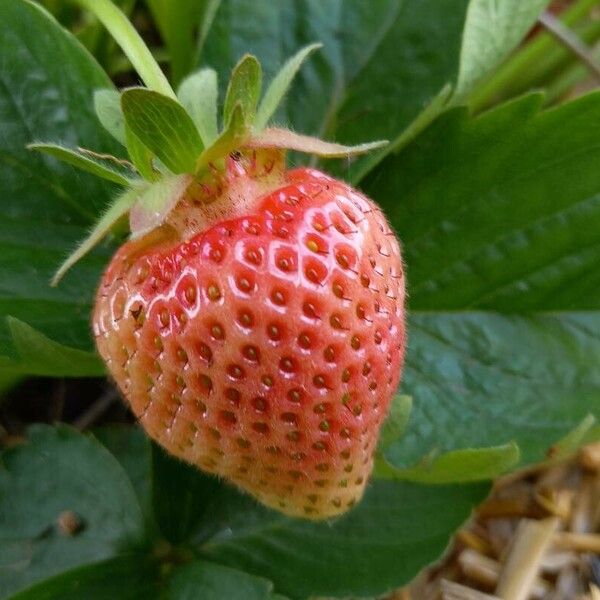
[[196, 478, 488, 599], [150, 444, 221, 545], [139, 433, 489, 599], [7, 556, 159, 600], [361, 93, 600, 467], [223, 54, 262, 126], [75, 0, 175, 98], [1, 317, 104, 377], [0, 0, 124, 370], [177, 68, 219, 147], [378, 395, 413, 451], [121, 88, 204, 174], [92, 426, 155, 527], [28, 143, 132, 187], [7, 426, 487, 599], [454, 0, 551, 101], [254, 43, 322, 131], [375, 442, 520, 484], [351, 83, 453, 184], [166, 562, 286, 600], [0, 425, 145, 598], [52, 187, 139, 285], [94, 89, 126, 145]]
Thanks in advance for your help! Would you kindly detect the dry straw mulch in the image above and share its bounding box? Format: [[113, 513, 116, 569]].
[[395, 442, 600, 600]]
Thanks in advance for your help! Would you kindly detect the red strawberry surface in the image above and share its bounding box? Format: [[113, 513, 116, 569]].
[[93, 164, 406, 519]]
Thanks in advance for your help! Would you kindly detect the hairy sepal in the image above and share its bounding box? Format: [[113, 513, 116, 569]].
[[223, 54, 262, 127], [94, 89, 126, 145], [255, 42, 322, 131], [248, 128, 388, 157], [121, 88, 204, 174], [177, 68, 219, 147], [129, 174, 192, 238], [28, 143, 134, 186], [52, 186, 141, 286], [195, 103, 248, 174]]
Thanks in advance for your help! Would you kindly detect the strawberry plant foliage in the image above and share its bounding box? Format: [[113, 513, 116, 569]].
[[0, 0, 599, 598], [0, 425, 488, 599]]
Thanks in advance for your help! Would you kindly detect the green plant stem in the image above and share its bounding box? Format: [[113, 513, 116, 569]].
[[74, 0, 176, 98], [468, 0, 600, 112], [545, 41, 600, 104]]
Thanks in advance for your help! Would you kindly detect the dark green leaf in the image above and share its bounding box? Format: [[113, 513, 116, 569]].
[[97, 428, 486, 599], [1, 317, 104, 377], [0, 0, 123, 368], [121, 88, 204, 174], [93, 426, 155, 527], [368, 93, 600, 311], [0, 425, 146, 598], [360, 93, 600, 469], [196, 478, 488, 599], [223, 54, 262, 126], [7, 556, 159, 600], [166, 561, 285, 600], [151, 445, 222, 545]]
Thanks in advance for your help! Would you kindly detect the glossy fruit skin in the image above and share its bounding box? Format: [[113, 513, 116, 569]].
[[93, 167, 406, 519]]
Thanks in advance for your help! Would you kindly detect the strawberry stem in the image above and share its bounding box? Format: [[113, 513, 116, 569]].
[[75, 0, 176, 99]]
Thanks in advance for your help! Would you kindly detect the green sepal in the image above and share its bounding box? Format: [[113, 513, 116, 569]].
[[223, 54, 262, 127], [374, 442, 520, 484], [177, 68, 219, 147], [129, 174, 191, 238], [248, 127, 388, 157], [51, 187, 141, 286], [121, 88, 204, 174], [28, 143, 133, 187], [255, 42, 322, 131], [196, 103, 248, 173], [94, 89, 126, 145], [125, 125, 159, 182]]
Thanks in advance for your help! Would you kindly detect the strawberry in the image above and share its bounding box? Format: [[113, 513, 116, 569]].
[[33, 30, 406, 519]]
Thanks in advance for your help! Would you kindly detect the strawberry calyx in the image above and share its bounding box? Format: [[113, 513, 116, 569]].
[[30, 2, 387, 285]]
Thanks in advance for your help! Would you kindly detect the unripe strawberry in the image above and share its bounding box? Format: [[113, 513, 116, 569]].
[[93, 160, 405, 518], [34, 36, 406, 519]]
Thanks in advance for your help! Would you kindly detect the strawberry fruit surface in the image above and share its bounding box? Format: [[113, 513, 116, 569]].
[[94, 162, 405, 518]]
